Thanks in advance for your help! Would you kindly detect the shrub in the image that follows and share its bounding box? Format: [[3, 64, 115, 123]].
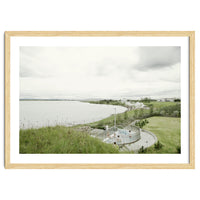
[[160, 110, 165, 116], [154, 140, 163, 150], [117, 115, 122, 123], [134, 109, 138, 118], [174, 98, 181, 102], [176, 145, 181, 153], [135, 119, 149, 129], [139, 109, 144, 117], [149, 104, 154, 116], [173, 110, 179, 117], [138, 146, 147, 153], [124, 111, 128, 120]]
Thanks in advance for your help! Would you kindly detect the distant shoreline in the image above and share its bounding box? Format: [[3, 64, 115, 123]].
[[20, 99, 78, 101]]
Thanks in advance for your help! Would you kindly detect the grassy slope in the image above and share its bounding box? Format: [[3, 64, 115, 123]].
[[89, 101, 179, 127], [20, 126, 119, 154], [145, 101, 177, 108], [20, 116, 180, 154], [143, 116, 181, 153]]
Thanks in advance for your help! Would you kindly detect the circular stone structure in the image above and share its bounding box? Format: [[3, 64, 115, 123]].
[[102, 125, 141, 145], [120, 129, 158, 152]]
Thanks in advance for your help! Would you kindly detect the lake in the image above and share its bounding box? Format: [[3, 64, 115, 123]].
[[20, 101, 127, 129]]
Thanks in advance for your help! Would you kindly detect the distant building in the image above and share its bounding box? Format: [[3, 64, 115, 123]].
[[121, 99, 145, 110], [157, 98, 176, 102]]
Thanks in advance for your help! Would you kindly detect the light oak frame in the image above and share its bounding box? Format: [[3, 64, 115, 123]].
[[5, 31, 195, 169]]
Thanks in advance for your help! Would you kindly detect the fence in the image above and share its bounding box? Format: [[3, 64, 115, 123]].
[[101, 125, 141, 145]]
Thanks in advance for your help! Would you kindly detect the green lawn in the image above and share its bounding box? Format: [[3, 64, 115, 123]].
[[143, 116, 181, 153], [89, 101, 180, 129], [145, 101, 177, 108], [20, 126, 119, 154]]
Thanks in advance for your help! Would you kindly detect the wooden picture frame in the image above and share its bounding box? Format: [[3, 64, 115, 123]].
[[5, 31, 195, 169]]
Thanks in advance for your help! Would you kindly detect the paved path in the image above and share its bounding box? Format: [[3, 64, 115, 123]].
[[121, 129, 157, 152], [89, 125, 158, 153]]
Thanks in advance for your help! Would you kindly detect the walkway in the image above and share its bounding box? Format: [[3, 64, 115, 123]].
[[121, 129, 157, 152], [89, 124, 158, 153]]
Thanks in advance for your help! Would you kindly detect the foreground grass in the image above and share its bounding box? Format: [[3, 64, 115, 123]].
[[20, 126, 119, 154], [143, 117, 181, 153]]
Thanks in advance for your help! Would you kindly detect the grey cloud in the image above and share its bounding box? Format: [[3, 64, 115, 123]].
[[20, 47, 54, 78], [135, 47, 180, 71], [116, 87, 180, 98], [20, 46, 180, 99], [152, 89, 180, 96], [20, 47, 42, 77], [20, 63, 41, 77]]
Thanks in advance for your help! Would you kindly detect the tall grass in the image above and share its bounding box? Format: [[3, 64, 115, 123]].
[[20, 126, 119, 154]]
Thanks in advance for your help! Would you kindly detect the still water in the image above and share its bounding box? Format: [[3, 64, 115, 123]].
[[20, 101, 127, 129]]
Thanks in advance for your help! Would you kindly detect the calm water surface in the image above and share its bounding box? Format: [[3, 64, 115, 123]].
[[20, 101, 127, 129]]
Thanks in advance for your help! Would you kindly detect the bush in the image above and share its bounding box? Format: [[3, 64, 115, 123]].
[[174, 98, 181, 102], [135, 119, 149, 129], [154, 140, 163, 150], [138, 146, 147, 153], [173, 110, 179, 117], [149, 104, 154, 116], [124, 111, 128, 120], [95, 125, 105, 130], [134, 109, 138, 118], [176, 145, 181, 153], [160, 110, 166, 116], [117, 115, 123, 123]]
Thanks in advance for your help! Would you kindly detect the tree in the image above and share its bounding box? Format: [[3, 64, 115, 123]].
[[139, 108, 144, 118], [135, 119, 149, 129], [117, 115, 122, 124], [134, 109, 138, 118], [124, 111, 128, 120], [150, 104, 154, 116]]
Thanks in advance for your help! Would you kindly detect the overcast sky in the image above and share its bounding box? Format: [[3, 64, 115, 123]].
[[20, 46, 180, 99]]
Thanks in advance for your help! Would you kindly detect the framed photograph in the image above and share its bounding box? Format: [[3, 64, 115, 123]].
[[5, 31, 195, 169]]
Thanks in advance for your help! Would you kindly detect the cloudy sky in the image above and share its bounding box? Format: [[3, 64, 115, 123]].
[[20, 46, 180, 99]]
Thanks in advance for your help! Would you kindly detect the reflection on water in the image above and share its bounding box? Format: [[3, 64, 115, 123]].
[[20, 101, 127, 129]]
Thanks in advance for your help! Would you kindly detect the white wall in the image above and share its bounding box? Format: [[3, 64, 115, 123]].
[[0, 1, 199, 200]]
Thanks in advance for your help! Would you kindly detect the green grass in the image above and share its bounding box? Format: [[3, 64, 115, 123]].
[[145, 101, 178, 109], [20, 101, 181, 154], [89, 101, 179, 129], [143, 116, 181, 153], [20, 126, 119, 154]]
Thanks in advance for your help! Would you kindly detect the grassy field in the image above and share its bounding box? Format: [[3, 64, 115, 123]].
[[145, 101, 178, 108], [20, 126, 119, 154], [143, 116, 181, 153], [88, 101, 180, 129]]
